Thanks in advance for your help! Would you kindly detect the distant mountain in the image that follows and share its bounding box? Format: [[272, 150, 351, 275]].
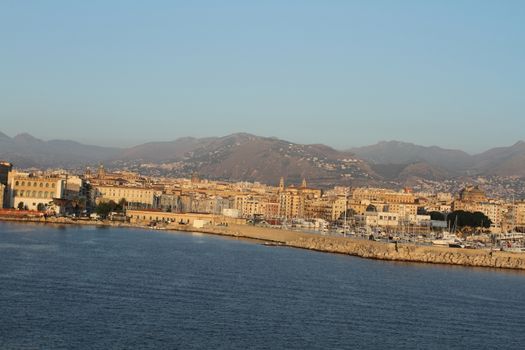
[[116, 136, 217, 162], [472, 141, 525, 176], [350, 141, 473, 171], [113, 133, 377, 186], [0, 131, 121, 168], [371, 161, 450, 181], [1, 131, 524, 185]]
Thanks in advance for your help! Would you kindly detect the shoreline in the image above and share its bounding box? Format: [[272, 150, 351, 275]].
[[1, 216, 525, 271]]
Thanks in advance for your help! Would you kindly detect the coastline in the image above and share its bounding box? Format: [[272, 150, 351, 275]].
[[1, 216, 525, 271]]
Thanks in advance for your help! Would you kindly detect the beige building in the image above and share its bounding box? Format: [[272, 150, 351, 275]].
[[127, 209, 245, 226], [458, 185, 487, 202], [0, 183, 4, 209], [355, 211, 400, 228], [9, 173, 64, 211], [384, 203, 418, 218], [352, 188, 415, 204], [279, 188, 305, 219], [235, 195, 264, 218], [93, 185, 159, 208], [277, 178, 321, 219], [514, 202, 525, 229], [304, 196, 348, 222]]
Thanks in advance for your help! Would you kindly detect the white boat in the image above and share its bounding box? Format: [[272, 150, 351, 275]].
[[433, 216, 462, 246], [432, 232, 461, 246]]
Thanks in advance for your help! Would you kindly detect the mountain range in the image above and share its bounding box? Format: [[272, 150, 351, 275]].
[[1, 131, 524, 186], [350, 140, 525, 178]]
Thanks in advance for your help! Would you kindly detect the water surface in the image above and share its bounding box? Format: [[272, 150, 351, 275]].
[[0, 222, 524, 349]]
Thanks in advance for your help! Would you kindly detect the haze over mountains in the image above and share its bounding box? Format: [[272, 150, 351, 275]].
[[1, 131, 524, 185], [350, 140, 525, 178]]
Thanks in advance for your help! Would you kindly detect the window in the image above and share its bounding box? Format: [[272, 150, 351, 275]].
[[52, 183, 56, 188], [44, 192, 48, 198], [40, 183, 43, 187], [45, 183, 49, 188], [34, 182, 38, 187], [32, 191, 36, 197], [38, 191, 42, 198], [15, 181, 19, 186], [21, 181, 25, 186]]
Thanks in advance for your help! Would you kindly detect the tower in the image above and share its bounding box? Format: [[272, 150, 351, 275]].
[[279, 177, 285, 192], [97, 163, 106, 179]]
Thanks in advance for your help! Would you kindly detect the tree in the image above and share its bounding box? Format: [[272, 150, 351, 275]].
[[37, 203, 46, 212], [429, 211, 445, 221], [116, 198, 127, 213], [95, 200, 117, 218], [417, 207, 428, 215], [17, 202, 24, 210], [447, 210, 492, 230]]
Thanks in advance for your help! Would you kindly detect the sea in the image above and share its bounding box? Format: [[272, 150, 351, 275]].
[[0, 222, 524, 349]]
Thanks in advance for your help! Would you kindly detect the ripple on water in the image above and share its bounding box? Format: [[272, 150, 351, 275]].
[[0, 222, 524, 350]]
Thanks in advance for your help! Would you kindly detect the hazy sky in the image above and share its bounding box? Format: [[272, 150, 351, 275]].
[[1, 1, 524, 152]]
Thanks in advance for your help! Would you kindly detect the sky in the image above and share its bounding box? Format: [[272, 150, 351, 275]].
[[1, 0, 524, 153]]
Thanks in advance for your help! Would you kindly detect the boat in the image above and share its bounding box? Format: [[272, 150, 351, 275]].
[[432, 232, 461, 246], [448, 243, 465, 249], [433, 216, 462, 246]]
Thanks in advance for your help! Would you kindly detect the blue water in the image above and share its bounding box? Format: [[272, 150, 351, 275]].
[[0, 222, 524, 349]]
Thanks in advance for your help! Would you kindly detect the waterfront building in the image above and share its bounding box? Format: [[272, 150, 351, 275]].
[[126, 209, 245, 226], [235, 195, 264, 218], [0, 183, 4, 208], [0, 161, 12, 208], [92, 185, 160, 209], [354, 211, 400, 228], [158, 193, 183, 212], [8, 172, 65, 211]]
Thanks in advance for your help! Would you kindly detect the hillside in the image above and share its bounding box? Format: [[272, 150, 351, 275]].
[[1, 131, 524, 186], [350, 141, 474, 171], [113, 133, 377, 187], [0, 132, 121, 168]]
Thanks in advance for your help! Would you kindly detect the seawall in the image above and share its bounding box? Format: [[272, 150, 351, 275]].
[[184, 224, 525, 270]]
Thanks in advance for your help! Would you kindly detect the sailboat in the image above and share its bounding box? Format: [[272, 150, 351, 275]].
[[432, 215, 463, 247], [501, 201, 525, 252]]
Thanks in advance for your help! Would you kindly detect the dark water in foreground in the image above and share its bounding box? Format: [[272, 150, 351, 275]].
[[0, 222, 524, 349]]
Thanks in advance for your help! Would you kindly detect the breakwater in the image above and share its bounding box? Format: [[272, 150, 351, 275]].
[[186, 224, 525, 270]]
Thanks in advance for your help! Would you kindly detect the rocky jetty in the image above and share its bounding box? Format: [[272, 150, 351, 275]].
[[198, 224, 525, 270]]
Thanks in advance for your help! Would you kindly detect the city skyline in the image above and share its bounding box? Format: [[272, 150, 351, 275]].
[[1, 1, 524, 152]]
